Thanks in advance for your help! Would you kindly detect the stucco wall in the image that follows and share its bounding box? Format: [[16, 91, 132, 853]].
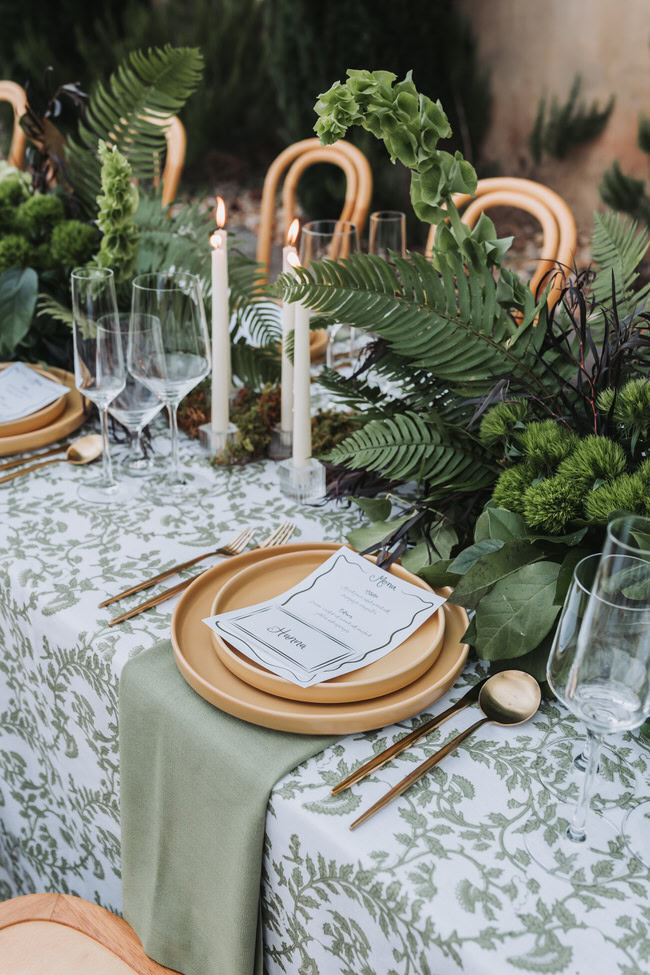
[[459, 0, 650, 233]]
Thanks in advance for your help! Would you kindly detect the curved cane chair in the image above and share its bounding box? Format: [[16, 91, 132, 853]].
[[0, 893, 179, 974], [256, 137, 373, 279], [151, 115, 186, 207], [425, 177, 577, 310], [0, 80, 28, 169]]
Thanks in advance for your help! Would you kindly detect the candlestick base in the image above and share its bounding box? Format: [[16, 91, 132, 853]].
[[277, 457, 326, 504], [268, 426, 293, 460], [198, 422, 238, 459]]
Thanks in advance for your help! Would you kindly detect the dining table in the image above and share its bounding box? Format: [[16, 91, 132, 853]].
[[0, 424, 649, 975]]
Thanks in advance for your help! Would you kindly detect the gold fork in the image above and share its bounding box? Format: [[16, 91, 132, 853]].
[[107, 521, 296, 626], [98, 527, 256, 609]]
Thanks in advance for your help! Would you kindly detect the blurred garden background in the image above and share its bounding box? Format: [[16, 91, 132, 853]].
[[1, 0, 650, 257]]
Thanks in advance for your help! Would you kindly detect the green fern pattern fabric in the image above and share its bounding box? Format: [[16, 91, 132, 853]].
[[0, 430, 649, 974]]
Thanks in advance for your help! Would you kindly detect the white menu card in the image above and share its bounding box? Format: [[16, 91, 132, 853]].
[[203, 548, 446, 687], [0, 363, 67, 423]]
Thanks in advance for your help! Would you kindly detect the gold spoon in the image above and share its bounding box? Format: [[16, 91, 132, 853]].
[[0, 434, 103, 484], [350, 670, 541, 830]]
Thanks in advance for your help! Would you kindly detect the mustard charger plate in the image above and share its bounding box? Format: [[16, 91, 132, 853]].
[[171, 542, 470, 735], [0, 363, 67, 437], [0, 365, 86, 457], [209, 548, 446, 704]]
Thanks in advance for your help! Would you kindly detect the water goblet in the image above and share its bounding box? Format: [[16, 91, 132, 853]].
[[526, 552, 650, 881], [71, 267, 127, 504], [129, 272, 211, 493], [299, 219, 359, 369], [368, 210, 407, 260], [107, 315, 164, 477]]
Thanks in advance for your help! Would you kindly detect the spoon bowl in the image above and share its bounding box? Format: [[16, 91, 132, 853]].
[[479, 670, 542, 726], [67, 434, 103, 465]]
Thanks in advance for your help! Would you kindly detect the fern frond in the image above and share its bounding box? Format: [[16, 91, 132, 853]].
[[36, 294, 73, 327], [274, 250, 548, 394], [230, 341, 280, 388], [67, 45, 204, 211], [325, 412, 493, 494], [591, 211, 650, 315]]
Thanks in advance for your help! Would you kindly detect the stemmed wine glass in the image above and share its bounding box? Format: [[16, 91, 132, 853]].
[[107, 315, 164, 477], [129, 272, 211, 493], [70, 267, 127, 503], [526, 551, 650, 879], [368, 210, 407, 260], [299, 220, 359, 369], [540, 554, 639, 799]]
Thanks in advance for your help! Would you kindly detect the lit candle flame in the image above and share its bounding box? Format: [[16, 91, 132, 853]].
[[210, 231, 223, 249], [287, 218, 300, 246], [287, 251, 301, 269], [216, 196, 226, 228]]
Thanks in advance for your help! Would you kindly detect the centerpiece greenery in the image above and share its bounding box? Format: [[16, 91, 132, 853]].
[[272, 69, 650, 680]]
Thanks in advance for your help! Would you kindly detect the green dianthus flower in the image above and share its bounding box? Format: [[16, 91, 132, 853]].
[[16, 193, 64, 242], [0, 234, 30, 272], [491, 463, 535, 512], [522, 476, 582, 534], [557, 435, 627, 488], [584, 473, 646, 523], [518, 420, 579, 475], [50, 220, 101, 267], [479, 400, 529, 447]]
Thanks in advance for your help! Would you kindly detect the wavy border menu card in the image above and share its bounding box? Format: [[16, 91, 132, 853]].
[[202, 548, 446, 687], [0, 363, 66, 422]]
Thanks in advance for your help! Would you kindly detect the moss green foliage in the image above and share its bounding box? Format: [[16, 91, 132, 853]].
[[491, 463, 535, 513], [0, 234, 30, 272], [94, 141, 139, 282], [0, 172, 31, 232], [584, 473, 646, 523], [557, 435, 627, 487], [15, 194, 64, 242], [479, 401, 529, 446], [522, 476, 583, 533], [50, 220, 100, 267], [519, 421, 579, 475], [529, 75, 614, 165]]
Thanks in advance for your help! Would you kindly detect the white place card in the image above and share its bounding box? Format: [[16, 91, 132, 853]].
[[0, 363, 67, 423], [203, 548, 446, 687]]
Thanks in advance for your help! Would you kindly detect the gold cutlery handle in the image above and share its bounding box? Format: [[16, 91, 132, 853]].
[[108, 573, 200, 626], [332, 699, 472, 795], [350, 716, 490, 830], [0, 456, 65, 484], [0, 444, 66, 473], [99, 549, 228, 608]]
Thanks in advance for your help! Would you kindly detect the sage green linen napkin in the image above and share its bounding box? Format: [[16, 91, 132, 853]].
[[120, 641, 336, 975]]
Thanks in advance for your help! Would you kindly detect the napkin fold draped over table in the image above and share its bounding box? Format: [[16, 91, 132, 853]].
[[120, 640, 337, 975]]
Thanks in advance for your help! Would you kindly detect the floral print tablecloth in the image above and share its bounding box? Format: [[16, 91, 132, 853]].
[[0, 429, 649, 975]]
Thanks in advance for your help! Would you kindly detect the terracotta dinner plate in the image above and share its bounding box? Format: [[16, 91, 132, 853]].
[[0, 363, 67, 437], [0, 366, 86, 457], [209, 548, 446, 703], [171, 542, 469, 734]]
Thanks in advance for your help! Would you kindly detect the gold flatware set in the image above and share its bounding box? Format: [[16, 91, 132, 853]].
[[106, 520, 296, 626], [332, 670, 541, 829], [0, 434, 102, 484]]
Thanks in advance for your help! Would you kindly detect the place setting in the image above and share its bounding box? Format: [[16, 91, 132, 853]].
[[2, 35, 650, 975]]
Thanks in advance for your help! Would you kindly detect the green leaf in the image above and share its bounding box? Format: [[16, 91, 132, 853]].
[[640, 718, 650, 742], [475, 561, 561, 660], [346, 514, 412, 553], [530, 527, 588, 546], [449, 541, 545, 611], [489, 632, 554, 682], [429, 521, 459, 560], [474, 508, 530, 543], [401, 541, 431, 574], [0, 268, 38, 357], [554, 547, 592, 606], [350, 497, 392, 522], [418, 559, 461, 589], [449, 539, 504, 574]]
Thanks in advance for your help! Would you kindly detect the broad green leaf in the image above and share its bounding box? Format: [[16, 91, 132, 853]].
[[554, 548, 592, 606], [0, 268, 38, 357], [461, 615, 477, 646], [449, 541, 545, 611], [429, 521, 459, 560], [346, 514, 412, 553], [350, 497, 392, 522], [449, 539, 504, 574], [418, 559, 461, 588], [475, 561, 561, 660], [530, 527, 589, 546], [474, 508, 530, 543], [489, 632, 554, 682], [401, 541, 431, 573]]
